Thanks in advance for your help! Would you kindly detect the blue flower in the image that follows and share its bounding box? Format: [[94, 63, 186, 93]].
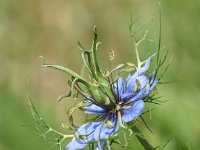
[[117, 57, 158, 101], [65, 102, 120, 150], [65, 57, 157, 150]]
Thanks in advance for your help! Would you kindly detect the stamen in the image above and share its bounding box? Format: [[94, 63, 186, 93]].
[[76, 135, 87, 140], [146, 83, 150, 92], [105, 97, 110, 105], [107, 120, 114, 127], [134, 79, 141, 92], [101, 122, 108, 128], [117, 111, 126, 128], [122, 105, 132, 110], [123, 99, 132, 105], [115, 104, 121, 111]]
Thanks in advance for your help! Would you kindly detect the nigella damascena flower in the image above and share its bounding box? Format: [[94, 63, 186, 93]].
[[65, 57, 158, 150], [117, 57, 158, 103], [65, 103, 119, 150], [114, 57, 158, 122]]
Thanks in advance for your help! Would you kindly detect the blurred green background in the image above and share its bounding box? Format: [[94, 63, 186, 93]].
[[0, 0, 200, 149]]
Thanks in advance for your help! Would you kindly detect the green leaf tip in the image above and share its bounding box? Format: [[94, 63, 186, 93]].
[[39, 56, 46, 65], [93, 25, 97, 33], [39, 56, 88, 85]]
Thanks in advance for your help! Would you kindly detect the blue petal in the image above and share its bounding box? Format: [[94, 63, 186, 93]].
[[84, 104, 107, 115], [117, 77, 125, 97], [137, 75, 149, 90], [65, 138, 87, 150], [94, 117, 119, 141], [149, 72, 156, 84], [122, 75, 149, 101], [121, 100, 144, 122], [125, 74, 132, 82], [122, 93, 142, 103], [125, 76, 136, 94], [76, 122, 99, 141], [124, 57, 151, 97], [145, 78, 158, 96], [138, 57, 151, 75], [121, 93, 135, 102], [93, 124, 111, 140], [95, 141, 107, 150]]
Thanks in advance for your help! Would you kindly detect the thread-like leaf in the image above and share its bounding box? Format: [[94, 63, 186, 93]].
[[67, 101, 84, 129], [92, 26, 101, 76], [131, 126, 154, 150], [81, 50, 98, 80], [27, 94, 73, 150], [39, 56, 88, 86]]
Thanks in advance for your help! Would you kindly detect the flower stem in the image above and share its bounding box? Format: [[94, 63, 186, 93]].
[[131, 126, 154, 150]]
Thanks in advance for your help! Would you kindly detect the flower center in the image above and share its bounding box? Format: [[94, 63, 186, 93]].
[[109, 104, 121, 114], [115, 104, 121, 111]]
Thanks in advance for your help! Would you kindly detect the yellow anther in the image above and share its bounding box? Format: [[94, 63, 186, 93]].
[[115, 104, 121, 111], [122, 105, 132, 110], [107, 120, 114, 127], [105, 97, 110, 105], [134, 79, 141, 92], [146, 83, 150, 92], [79, 135, 87, 140], [101, 122, 108, 127]]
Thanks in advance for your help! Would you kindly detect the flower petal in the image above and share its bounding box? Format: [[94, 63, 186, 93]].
[[125, 74, 132, 82], [121, 75, 149, 101], [138, 57, 151, 75], [65, 138, 87, 150], [121, 100, 144, 122], [117, 77, 125, 97], [77, 122, 99, 138], [93, 124, 111, 141], [94, 117, 119, 141], [121, 93, 135, 101], [122, 57, 151, 100], [137, 75, 149, 90], [145, 78, 158, 96], [84, 104, 107, 115], [125, 76, 136, 94]]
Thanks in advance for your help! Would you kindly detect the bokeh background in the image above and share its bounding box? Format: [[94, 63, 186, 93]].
[[0, 0, 200, 149]]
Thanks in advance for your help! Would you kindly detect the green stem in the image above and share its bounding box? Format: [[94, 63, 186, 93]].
[[131, 126, 154, 150]]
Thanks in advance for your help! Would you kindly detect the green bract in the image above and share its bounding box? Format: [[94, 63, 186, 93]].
[[40, 26, 114, 106]]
